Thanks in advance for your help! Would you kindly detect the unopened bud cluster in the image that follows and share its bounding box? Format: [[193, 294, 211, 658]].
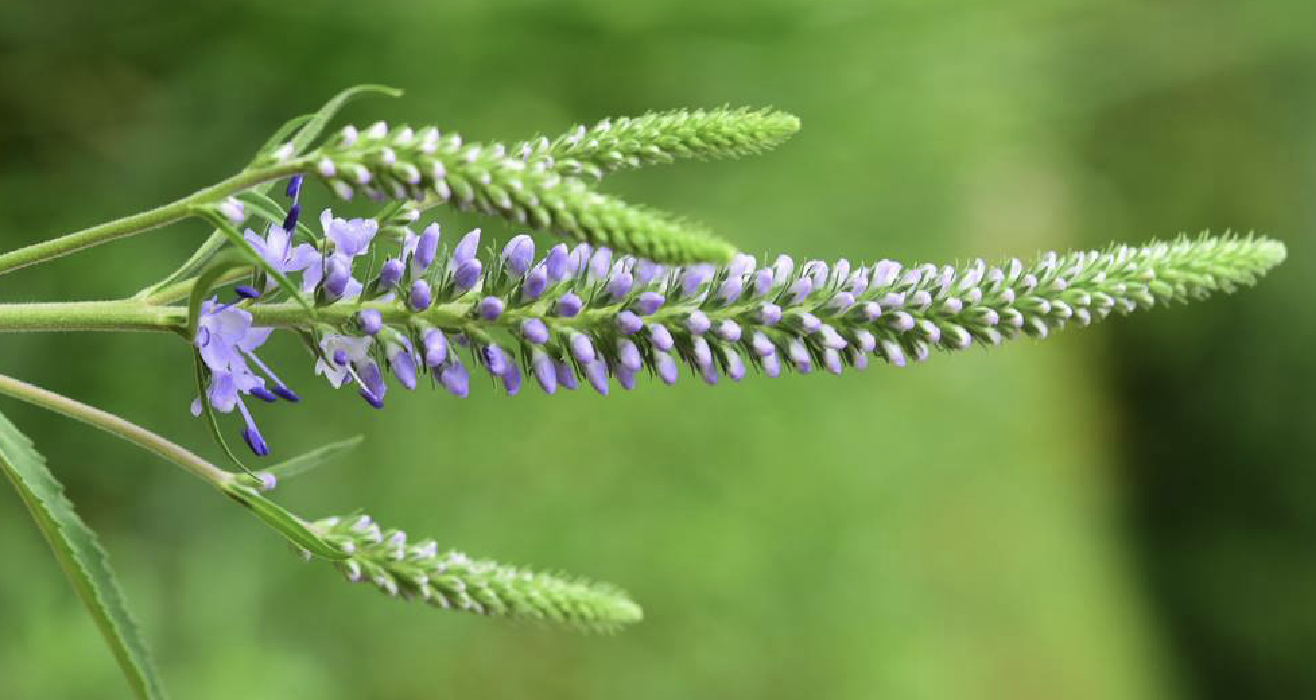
[[313, 515, 643, 632], [308, 121, 735, 263]]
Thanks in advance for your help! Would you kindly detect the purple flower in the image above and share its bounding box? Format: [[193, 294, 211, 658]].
[[680, 265, 714, 298], [608, 272, 633, 300], [454, 259, 482, 292], [648, 323, 674, 351], [584, 360, 609, 395], [378, 258, 405, 288], [243, 225, 318, 291], [481, 345, 509, 376], [655, 352, 678, 385], [387, 339, 419, 390], [409, 280, 432, 311], [522, 264, 548, 301], [618, 339, 642, 372], [555, 361, 579, 391], [414, 224, 441, 272], [502, 234, 535, 276], [521, 318, 549, 344], [616, 311, 642, 335], [422, 329, 448, 367], [569, 333, 596, 364], [687, 311, 711, 335], [439, 356, 470, 398], [477, 296, 504, 320], [358, 309, 383, 335], [587, 248, 612, 280], [556, 293, 583, 318], [453, 229, 482, 267], [320, 209, 378, 257], [532, 350, 557, 394], [544, 244, 570, 281], [634, 292, 664, 315]]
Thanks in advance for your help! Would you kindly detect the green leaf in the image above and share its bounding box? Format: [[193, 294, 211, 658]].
[[266, 436, 364, 481], [222, 483, 347, 560], [0, 409, 166, 699], [255, 113, 315, 160], [288, 84, 402, 155]]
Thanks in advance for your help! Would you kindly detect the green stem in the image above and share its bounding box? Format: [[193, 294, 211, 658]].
[[0, 161, 309, 277], [0, 373, 233, 489]]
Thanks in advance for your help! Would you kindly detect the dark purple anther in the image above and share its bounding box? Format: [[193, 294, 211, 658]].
[[286, 175, 304, 199], [251, 386, 278, 403], [235, 285, 261, 300], [271, 385, 300, 402], [333, 349, 349, 366], [242, 427, 270, 456], [282, 203, 302, 232]]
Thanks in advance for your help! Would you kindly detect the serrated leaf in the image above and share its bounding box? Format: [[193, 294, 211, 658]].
[[0, 409, 166, 699], [266, 436, 364, 481]]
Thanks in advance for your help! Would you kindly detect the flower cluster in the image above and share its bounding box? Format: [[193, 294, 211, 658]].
[[511, 107, 802, 180], [307, 122, 737, 263], [313, 515, 643, 632], [195, 194, 1285, 458]]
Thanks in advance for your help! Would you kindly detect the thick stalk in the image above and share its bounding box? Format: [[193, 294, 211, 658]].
[[0, 373, 233, 488], [0, 161, 309, 277]]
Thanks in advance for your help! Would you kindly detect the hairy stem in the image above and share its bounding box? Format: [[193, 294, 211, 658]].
[[0, 373, 233, 489], [0, 162, 308, 277]]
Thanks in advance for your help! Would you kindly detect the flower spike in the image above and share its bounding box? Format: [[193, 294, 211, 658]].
[[312, 516, 643, 633]]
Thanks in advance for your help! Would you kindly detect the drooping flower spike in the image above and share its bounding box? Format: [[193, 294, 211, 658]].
[[213, 215, 1283, 457]]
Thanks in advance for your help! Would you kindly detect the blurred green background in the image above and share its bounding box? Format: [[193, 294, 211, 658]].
[[0, 1, 1312, 698]]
